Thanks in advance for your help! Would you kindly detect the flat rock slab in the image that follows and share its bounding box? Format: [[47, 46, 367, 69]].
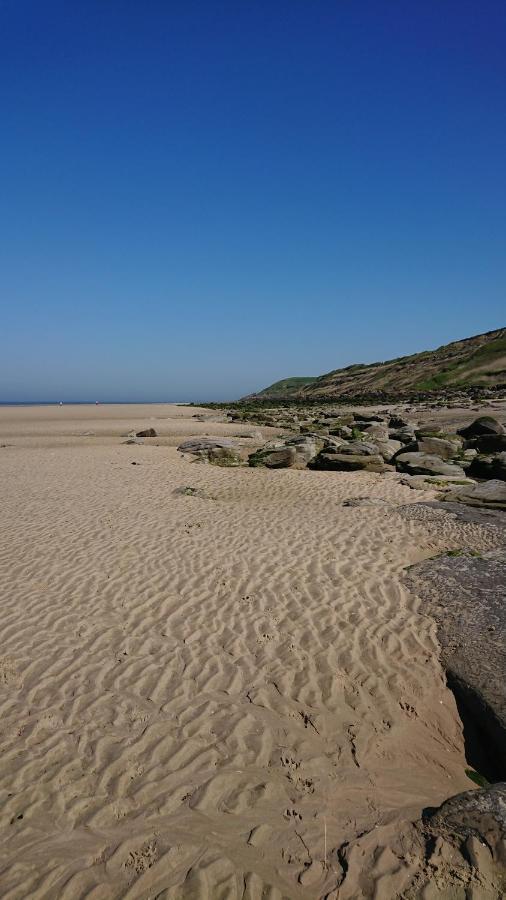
[[404, 539, 506, 778], [177, 438, 236, 453]]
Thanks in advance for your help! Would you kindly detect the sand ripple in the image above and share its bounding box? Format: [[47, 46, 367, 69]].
[[0, 406, 502, 898]]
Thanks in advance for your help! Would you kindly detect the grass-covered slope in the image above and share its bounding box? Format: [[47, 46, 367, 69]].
[[254, 376, 318, 397], [247, 328, 506, 401]]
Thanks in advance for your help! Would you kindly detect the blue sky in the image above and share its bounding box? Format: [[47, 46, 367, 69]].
[[1, 1, 505, 401]]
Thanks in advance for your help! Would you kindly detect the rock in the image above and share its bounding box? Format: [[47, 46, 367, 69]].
[[308, 452, 385, 472], [405, 549, 506, 785], [466, 433, 506, 453], [400, 474, 475, 492], [322, 435, 347, 450], [373, 439, 402, 462], [122, 438, 143, 445], [395, 452, 466, 477], [248, 436, 321, 468], [249, 446, 298, 468], [352, 413, 386, 423], [329, 425, 353, 439], [469, 452, 506, 481], [238, 429, 264, 440], [285, 433, 323, 446], [339, 440, 380, 456], [389, 426, 417, 444], [362, 423, 389, 441], [415, 425, 450, 438], [136, 428, 157, 438], [458, 416, 505, 438], [208, 447, 242, 467], [177, 438, 236, 453], [417, 436, 463, 459], [419, 784, 506, 891], [427, 784, 506, 858], [442, 479, 506, 510], [177, 437, 242, 465], [388, 415, 410, 428], [248, 441, 317, 469]]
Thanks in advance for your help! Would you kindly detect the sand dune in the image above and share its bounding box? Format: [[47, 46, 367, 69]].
[[0, 405, 502, 898]]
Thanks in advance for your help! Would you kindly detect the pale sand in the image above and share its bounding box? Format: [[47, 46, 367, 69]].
[[0, 404, 502, 898]]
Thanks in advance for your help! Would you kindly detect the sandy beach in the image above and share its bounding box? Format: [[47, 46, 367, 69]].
[[0, 403, 503, 898]]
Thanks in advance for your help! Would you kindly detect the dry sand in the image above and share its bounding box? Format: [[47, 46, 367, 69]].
[[0, 404, 502, 898]]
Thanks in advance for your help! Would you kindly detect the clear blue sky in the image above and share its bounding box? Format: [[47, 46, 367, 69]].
[[1, 1, 505, 401]]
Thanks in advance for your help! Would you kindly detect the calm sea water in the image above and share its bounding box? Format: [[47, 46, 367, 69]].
[[0, 401, 177, 407]]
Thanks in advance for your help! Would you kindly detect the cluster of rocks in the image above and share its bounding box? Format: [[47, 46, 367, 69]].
[[177, 414, 506, 510]]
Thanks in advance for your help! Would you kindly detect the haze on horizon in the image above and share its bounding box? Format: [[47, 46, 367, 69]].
[[1, 0, 505, 402]]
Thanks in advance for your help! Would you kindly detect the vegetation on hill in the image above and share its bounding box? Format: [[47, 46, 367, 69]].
[[246, 328, 506, 402], [254, 377, 317, 397]]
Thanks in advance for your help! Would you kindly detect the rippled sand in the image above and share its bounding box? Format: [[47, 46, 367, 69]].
[[0, 404, 499, 898]]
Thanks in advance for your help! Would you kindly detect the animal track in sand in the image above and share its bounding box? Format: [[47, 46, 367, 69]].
[[284, 808, 303, 822], [124, 841, 158, 876]]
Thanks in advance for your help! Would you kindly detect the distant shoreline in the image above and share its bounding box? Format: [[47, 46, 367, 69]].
[[0, 400, 183, 407]]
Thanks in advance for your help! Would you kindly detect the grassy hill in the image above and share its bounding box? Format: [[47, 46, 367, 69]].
[[254, 376, 318, 397], [248, 328, 506, 401]]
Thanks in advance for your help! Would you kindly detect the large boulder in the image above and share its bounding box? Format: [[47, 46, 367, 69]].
[[208, 447, 242, 467], [177, 438, 236, 453], [469, 452, 506, 481], [373, 439, 403, 462], [389, 426, 417, 444], [333, 782, 506, 897], [248, 435, 322, 468], [329, 424, 353, 439], [400, 473, 475, 492], [361, 423, 389, 441], [427, 783, 506, 866], [443, 479, 506, 510], [177, 437, 243, 465], [458, 416, 505, 438], [404, 546, 506, 764], [466, 433, 506, 453], [308, 452, 385, 472], [395, 452, 466, 477], [339, 440, 380, 456], [417, 436, 463, 459], [388, 415, 411, 428], [322, 435, 347, 450], [249, 446, 298, 468]]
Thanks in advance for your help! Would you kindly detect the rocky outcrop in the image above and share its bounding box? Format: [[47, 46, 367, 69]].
[[308, 451, 386, 472], [395, 452, 466, 478], [248, 435, 324, 468], [416, 435, 463, 458], [404, 547, 506, 780], [178, 409, 506, 497], [458, 415, 505, 438], [332, 783, 506, 898], [427, 782, 506, 856], [443, 480, 506, 510], [177, 438, 236, 453], [469, 452, 506, 481], [177, 437, 243, 466]]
